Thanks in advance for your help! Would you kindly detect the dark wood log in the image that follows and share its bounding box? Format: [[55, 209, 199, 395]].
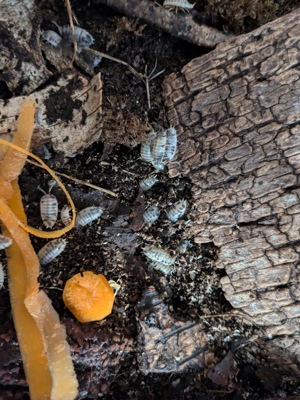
[[163, 7, 300, 343]]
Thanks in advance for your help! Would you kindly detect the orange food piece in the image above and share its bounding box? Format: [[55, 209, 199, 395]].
[[63, 271, 115, 323]]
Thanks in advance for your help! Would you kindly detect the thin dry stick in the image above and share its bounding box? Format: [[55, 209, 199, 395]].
[[65, 0, 78, 62], [97, 51, 164, 108], [27, 159, 118, 197]]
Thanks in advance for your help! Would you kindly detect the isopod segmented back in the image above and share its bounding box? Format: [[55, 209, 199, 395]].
[[150, 261, 174, 275], [40, 193, 58, 229], [60, 204, 71, 226], [164, 127, 177, 162], [38, 238, 67, 266], [75, 206, 103, 227], [151, 131, 167, 162], [163, 0, 194, 11], [143, 205, 160, 224], [166, 199, 187, 222], [41, 30, 62, 47], [143, 245, 175, 266], [139, 175, 158, 191]]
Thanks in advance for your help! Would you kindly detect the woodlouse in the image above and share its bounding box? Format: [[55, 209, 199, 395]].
[[143, 245, 175, 266], [60, 204, 71, 227], [39, 180, 58, 229], [41, 30, 62, 47], [164, 127, 177, 162], [166, 199, 187, 222], [0, 234, 12, 250], [139, 175, 158, 191], [150, 261, 174, 275], [163, 0, 194, 12], [75, 206, 103, 227], [143, 205, 160, 224], [151, 131, 167, 162], [38, 238, 67, 265], [55, 23, 95, 52]]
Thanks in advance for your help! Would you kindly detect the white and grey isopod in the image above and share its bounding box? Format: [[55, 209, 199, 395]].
[[39, 180, 58, 229], [167, 199, 187, 222], [75, 206, 103, 227], [0, 234, 12, 250], [38, 238, 67, 265], [164, 127, 177, 162], [163, 0, 194, 12], [143, 205, 160, 224], [151, 131, 167, 162], [60, 204, 71, 226], [150, 261, 174, 275], [41, 30, 62, 47], [140, 131, 157, 163], [139, 175, 158, 191], [143, 245, 175, 266], [58, 24, 94, 52]]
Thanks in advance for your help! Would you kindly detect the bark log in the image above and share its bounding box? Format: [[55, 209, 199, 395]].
[[163, 7, 300, 341]]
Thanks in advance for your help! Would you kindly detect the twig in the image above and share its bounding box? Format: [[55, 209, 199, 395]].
[[65, 0, 78, 62], [27, 159, 118, 197], [102, 0, 232, 48]]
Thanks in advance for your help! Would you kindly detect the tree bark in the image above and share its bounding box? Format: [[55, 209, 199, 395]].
[[163, 7, 300, 344]]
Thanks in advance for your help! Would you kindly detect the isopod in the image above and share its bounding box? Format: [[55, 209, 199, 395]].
[[166, 199, 187, 222], [143, 245, 175, 266], [139, 175, 158, 191], [163, 0, 194, 12], [150, 261, 174, 275], [151, 131, 167, 162], [55, 23, 94, 52], [0, 263, 5, 289], [0, 234, 12, 250], [38, 238, 67, 266], [151, 160, 165, 171], [75, 206, 103, 227], [60, 204, 71, 226], [41, 30, 62, 47], [140, 131, 156, 163], [39, 180, 58, 229], [164, 127, 177, 161], [143, 205, 160, 224]]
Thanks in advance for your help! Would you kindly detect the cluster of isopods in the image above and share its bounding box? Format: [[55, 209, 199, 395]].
[[37, 180, 103, 266], [139, 126, 189, 275], [41, 22, 94, 53], [0, 234, 13, 289], [162, 0, 194, 13]]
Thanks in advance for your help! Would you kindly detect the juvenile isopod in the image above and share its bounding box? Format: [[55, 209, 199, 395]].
[[139, 175, 158, 191], [166, 199, 187, 222], [75, 206, 103, 227], [54, 22, 94, 52], [151, 131, 167, 162], [150, 261, 174, 275], [60, 204, 71, 226], [0, 263, 5, 289], [0, 234, 12, 250], [38, 238, 67, 266], [164, 127, 177, 162], [143, 245, 175, 266], [163, 0, 194, 12], [143, 205, 160, 224], [41, 30, 62, 47], [39, 180, 58, 229], [140, 131, 156, 163]]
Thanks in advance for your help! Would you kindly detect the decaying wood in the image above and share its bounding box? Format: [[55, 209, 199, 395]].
[[163, 6, 300, 340], [0, 0, 52, 95], [102, 0, 231, 48], [0, 73, 103, 157]]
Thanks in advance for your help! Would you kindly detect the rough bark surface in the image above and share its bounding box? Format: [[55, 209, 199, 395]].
[[163, 8, 300, 338], [0, 0, 52, 95]]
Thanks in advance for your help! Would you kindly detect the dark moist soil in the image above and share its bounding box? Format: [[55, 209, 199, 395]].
[[1, 1, 300, 400]]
